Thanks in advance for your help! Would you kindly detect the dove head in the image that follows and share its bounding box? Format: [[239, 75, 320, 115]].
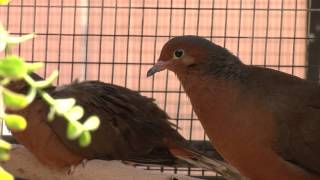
[[147, 35, 239, 77]]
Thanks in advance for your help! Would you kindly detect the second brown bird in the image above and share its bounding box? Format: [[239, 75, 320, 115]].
[[7, 73, 241, 179]]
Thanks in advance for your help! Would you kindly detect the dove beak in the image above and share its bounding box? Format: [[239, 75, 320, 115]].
[[147, 60, 170, 77]]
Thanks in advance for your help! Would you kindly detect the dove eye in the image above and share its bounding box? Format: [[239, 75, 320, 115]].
[[173, 49, 184, 59]]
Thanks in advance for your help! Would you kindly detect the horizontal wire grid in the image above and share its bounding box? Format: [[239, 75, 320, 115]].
[[0, 0, 317, 178]]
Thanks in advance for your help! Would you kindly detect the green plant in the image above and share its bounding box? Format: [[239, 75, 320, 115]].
[[0, 0, 9, 5], [0, 1, 101, 179], [0, 54, 101, 146]]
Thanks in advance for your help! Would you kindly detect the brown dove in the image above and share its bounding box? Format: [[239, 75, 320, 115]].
[[147, 35, 320, 180], [7, 73, 241, 179]]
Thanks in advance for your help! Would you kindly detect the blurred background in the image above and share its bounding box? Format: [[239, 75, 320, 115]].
[[0, 0, 318, 179]]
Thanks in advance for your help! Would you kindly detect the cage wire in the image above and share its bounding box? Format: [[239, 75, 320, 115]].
[[0, 0, 319, 179]]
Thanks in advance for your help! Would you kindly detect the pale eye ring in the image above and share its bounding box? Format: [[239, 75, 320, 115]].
[[173, 49, 184, 58]]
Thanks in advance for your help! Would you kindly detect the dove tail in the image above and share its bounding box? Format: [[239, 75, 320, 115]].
[[165, 139, 246, 180]]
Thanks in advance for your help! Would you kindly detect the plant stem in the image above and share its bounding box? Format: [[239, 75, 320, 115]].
[[0, 86, 5, 136], [38, 90, 55, 106]]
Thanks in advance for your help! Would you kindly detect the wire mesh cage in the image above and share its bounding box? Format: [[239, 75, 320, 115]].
[[0, 0, 319, 179]]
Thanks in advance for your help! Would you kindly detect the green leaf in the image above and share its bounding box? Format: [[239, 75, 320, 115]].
[[4, 114, 27, 132], [25, 87, 37, 105], [0, 0, 10, 5], [0, 167, 13, 180], [6, 33, 35, 45], [54, 98, 76, 114], [47, 106, 56, 122], [0, 22, 5, 32], [78, 131, 91, 147], [0, 78, 10, 86], [0, 139, 11, 150], [3, 89, 28, 109], [0, 55, 27, 79], [67, 121, 83, 140], [0, 23, 7, 51], [26, 62, 44, 72], [0, 39, 6, 52], [0, 149, 9, 161], [3, 87, 36, 110], [65, 105, 84, 121], [32, 70, 58, 88], [83, 116, 100, 131]]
